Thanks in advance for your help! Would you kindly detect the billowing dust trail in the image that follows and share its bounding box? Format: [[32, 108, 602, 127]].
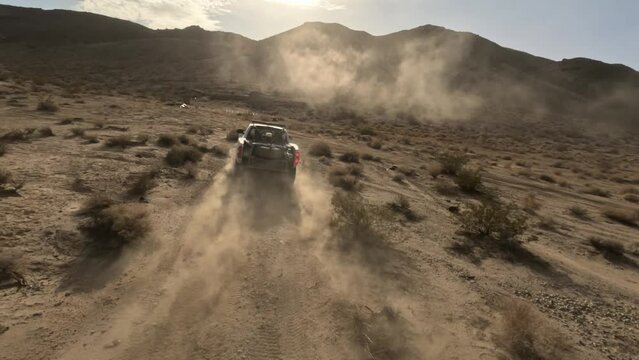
[[57, 163, 361, 360]]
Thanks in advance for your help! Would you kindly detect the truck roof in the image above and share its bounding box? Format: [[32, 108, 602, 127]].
[[251, 122, 285, 130]]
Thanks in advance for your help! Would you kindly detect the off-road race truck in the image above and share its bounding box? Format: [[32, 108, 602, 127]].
[[233, 122, 300, 182]]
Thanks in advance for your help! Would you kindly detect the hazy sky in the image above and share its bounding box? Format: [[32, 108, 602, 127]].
[[3, 0, 638, 69]]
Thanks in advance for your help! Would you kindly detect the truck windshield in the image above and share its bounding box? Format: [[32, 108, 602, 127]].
[[248, 126, 287, 145]]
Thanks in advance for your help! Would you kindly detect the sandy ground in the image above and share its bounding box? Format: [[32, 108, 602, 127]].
[[1, 80, 638, 360]]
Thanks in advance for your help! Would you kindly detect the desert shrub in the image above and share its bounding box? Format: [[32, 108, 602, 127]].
[[568, 205, 590, 220], [602, 207, 638, 227], [82, 134, 99, 144], [329, 165, 362, 191], [455, 167, 482, 193], [178, 134, 193, 145], [339, 151, 360, 163], [70, 128, 86, 138], [37, 127, 54, 137], [0, 168, 12, 185], [187, 126, 213, 135], [80, 202, 149, 249], [359, 127, 377, 136], [1, 129, 31, 142], [36, 96, 59, 112], [434, 179, 458, 196], [436, 152, 468, 176], [387, 195, 420, 222], [331, 192, 384, 251], [226, 129, 240, 142], [537, 217, 559, 232], [353, 307, 415, 360], [157, 134, 179, 147], [398, 167, 416, 177], [93, 120, 105, 129], [70, 178, 92, 193], [461, 200, 528, 243], [582, 187, 611, 198], [367, 140, 383, 150], [589, 237, 625, 257], [0, 143, 5, 157], [361, 153, 381, 162], [106, 134, 147, 148], [539, 174, 556, 183], [392, 173, 406, 183], [0, 256, 27, 288], [624, 194, 639, 203], [498, 299, 571, 360], [128, 169, 159, 197], [428, 162, 443, 179], [521, 194, 542, 214], [211, 144, 229, 158], [309, 142, 332, 157], [165, 145, 203, 167], [184, 162, 199, 179]]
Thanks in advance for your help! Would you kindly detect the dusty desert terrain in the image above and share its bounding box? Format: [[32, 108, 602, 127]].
[[2, 5, 639, 360], [0, 77, 638, 360]]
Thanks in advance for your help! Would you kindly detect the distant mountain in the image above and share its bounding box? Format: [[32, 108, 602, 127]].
[[1, 5, 637, 131]]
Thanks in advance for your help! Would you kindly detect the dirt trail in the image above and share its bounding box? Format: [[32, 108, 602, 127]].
[[47, 164, 357, 360]]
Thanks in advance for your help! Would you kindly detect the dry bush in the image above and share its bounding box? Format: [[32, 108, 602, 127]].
[[455, 167, 482, 193], [93, 120, 105, 129], [624, 194, 639, 203], [602, 207, 638, 227], [80, 202, 149, 249], [70, 128, 86, 138], [1, 129, 32, 142], [157, 134, 179, 148], [353, 307, 416, 360], [498, 299, 571, 360], [539, 174, 556, 183], [434, 179, 459, 196], [387, 195, 420, 222], [329, 165, 362, 191], [178, 134, 193, 145], [36, 96, 59, 112], [582, 187, 611, 198], [568, 205, 590, 220], [397, 167, 416, 177], [392, 173, 406, 183], [37, 127, 54, 137], [226, 129, 240, 142], [309, 142, 332, 158], [82, 134, 99, 144], [437, 152, 468, 176], [70, 178, 92, 193], [331, 192, 386, 254], [461, 200, 528, 244], [187, 126, 213, 135], [0, 168, 12, 185], [105, 135, 144, 148], [128, 169, 159, 197], [589, 237, 625, 257], [361, 153, 381, 162], [339, 151, 360, 163], [0, 256, 27, 289], [211, 144, 229, 158], [367, 140, 383, 150], [0, 143, 5, 157], [184, 162, 199, 179], [521, 194, 542, 214], [165, 145, 203, 167], [537, 217, 559, 232], [428, 162, 443, 179], [359, 127, 377, 136]]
